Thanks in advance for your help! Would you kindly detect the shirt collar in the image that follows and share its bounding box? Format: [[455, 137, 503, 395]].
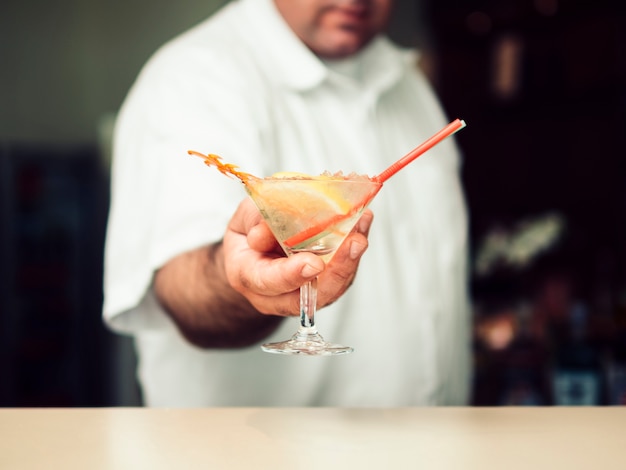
[[240, 0, 326, 90], [240, 0, 414, 94]]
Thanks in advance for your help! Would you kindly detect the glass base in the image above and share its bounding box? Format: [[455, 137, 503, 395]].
[[261, 327, 353, 356]]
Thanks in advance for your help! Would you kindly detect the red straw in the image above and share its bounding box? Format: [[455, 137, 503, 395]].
[[373, 118, 466, 183], [283, 118, 466, 248]]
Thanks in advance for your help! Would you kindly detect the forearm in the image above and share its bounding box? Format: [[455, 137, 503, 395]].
[[153, 241, 283, 348]]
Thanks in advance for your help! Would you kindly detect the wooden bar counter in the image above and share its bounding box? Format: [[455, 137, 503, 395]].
[[1, 407, 624, 469]]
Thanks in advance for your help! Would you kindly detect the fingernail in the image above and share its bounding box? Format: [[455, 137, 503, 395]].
[[358, 215, 372, 234], [301, 263, 322, 277], [350, 240, 366, 260]]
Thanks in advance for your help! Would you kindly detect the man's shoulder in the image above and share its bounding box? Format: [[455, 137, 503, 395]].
[[144, 2, 261, 78]]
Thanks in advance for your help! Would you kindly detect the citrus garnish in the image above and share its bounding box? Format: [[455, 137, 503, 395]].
[[265, 172, 352, 214], [248, 179, 349, 217]]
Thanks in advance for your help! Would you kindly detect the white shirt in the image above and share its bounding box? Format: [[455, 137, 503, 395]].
[[104, 0, 471, 407]]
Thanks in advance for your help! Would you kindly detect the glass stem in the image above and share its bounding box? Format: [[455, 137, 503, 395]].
[[299, 277, 318, 333]]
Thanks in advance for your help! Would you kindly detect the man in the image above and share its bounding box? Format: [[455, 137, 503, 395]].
[[104, 0, 471, 406]]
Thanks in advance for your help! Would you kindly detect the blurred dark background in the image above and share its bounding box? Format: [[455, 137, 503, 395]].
[[1, 0, 625, 407]]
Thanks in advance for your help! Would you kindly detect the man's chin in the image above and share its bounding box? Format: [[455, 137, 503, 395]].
[[317, 34, 372, 59]]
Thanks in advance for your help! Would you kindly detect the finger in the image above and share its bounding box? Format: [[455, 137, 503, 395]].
[[227, 198, 264, 235], [228, 243, 325, 295], [248, 222, 283, 254], [333, 209, 374, 268], [251, 252, 325, 292], [315, 212, 374, 305], [230, 252, 323, 317], [245, 290, 301, 317], [230, 199, 284, 254], [355, 209, 374, 237], [327, 232, 368, 279]]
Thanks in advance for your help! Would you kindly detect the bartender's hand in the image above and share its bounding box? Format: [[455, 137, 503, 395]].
[[154, 198, 373, 349], [224, 198, 373, 316]]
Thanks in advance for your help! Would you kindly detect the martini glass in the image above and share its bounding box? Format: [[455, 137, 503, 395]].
[[245, 175, 382, 355], [189, 118, 466, 355]]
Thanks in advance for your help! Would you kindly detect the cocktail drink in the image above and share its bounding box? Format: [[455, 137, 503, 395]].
[[246, 175, 382, 355], [189, 118, 466, 355]]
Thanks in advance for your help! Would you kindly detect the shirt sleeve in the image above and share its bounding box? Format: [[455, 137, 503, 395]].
[[102, 34, 272, 333]]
